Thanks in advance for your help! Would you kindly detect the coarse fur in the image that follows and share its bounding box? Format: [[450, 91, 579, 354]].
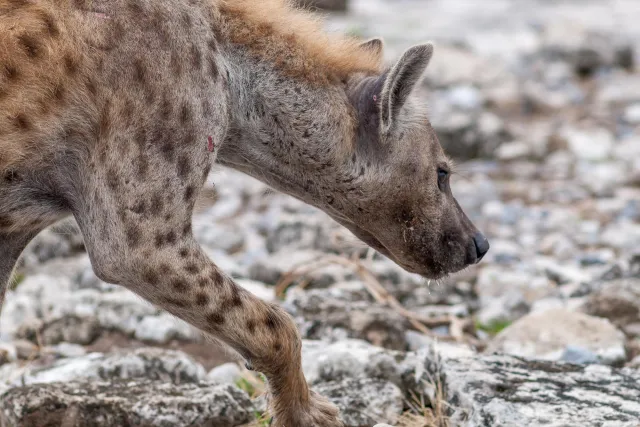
[[218, 0, 383, 83], [0, 0, 488, 426]]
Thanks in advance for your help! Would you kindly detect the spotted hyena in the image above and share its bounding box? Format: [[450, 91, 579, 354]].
[[0, 0, 489, 425]]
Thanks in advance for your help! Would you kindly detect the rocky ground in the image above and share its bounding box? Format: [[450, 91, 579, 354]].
[[2, 0, 640, 426]]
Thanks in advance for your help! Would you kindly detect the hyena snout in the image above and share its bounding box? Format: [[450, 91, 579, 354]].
[[472, 231, 490, 263], [457, 203, 490, 266]]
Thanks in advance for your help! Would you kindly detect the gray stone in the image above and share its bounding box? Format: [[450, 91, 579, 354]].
[[580, 278, 640, 337], [561, 345, 600, 365], [47, 343, 87, 359], [0, 348, 206, 392], [0, 381, 253, 427], [443, 355, 640, 426], [134, 313, 199, 343], [13, 340, 38, 360], [486, 308, 626, 365], [207, 362, 242, 385], [39, 315, 101, 346], [404, 331, 476, 358], [562, 127, 614, 161], [302, 339, 402, 387], [21, 220, 85, 265], [288, 288, 407, 350], [315, 378, 404, 427]]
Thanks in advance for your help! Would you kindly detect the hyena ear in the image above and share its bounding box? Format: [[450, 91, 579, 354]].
[[379, 43, 433, 134], [359, 38, 384, 58]]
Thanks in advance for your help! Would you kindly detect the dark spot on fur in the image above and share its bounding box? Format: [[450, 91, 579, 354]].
[[273, 342, 283, 352], [14, 114, 31, 130], [246, 319, 256, 334], [160, 95, 172, 120], [111, 20, 126, 45], [3, 64, 19, 81], [198, 276, 209, 288], [172, 279, 188, 292], [40, 11, 59, 37], [126, 224, 142, 247], [154, 233, 165, 248], [177, 155, 190, 179], [181, 11, 192, 28], [161, 140, 175, 163], [0, 216, 13, 228], [133, 59, 147, 85], [106, 169, 119, 190], [184, 263, 199, 275], [220, 286, 243, 311], [99, 102, 111, 138], [159, 263, 171, 275], [207, 38, 218, 51], [207, 312, 225, 326], [201, 99, 212, 116], [184, 185, 196, 202], [85, 77, 97, 97], [208, 58, 218, 79], [130, 200, 146, 215], [122, 99, 135, 127], [52, 83, 66, 103], [137, 157, 149, 178], [195, 292, 209, 306], [182, 223, 191, 237], [191, 45, 202, 68], [170, 52, 182, 77], [127, 0, 143, 14], [209, 270, 223, 286], [180, 103, 191, 124], [166, 231, 177, 245], [142, 267, 158, 284], [18, 34, 41, 59], [150, 193, 164, 214], [264, 307, 280, 330], [179, 248, 189, 258]]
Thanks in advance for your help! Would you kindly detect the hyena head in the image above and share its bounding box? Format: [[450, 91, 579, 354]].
[[333, 41, 489, 279]]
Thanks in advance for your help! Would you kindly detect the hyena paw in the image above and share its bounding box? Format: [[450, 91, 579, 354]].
[[272, 390, 343, 427]]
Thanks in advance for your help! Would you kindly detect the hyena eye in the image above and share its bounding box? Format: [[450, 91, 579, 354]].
[[437, 168, 449, 190]]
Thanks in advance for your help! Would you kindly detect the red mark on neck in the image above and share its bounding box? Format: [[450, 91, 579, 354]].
[[207, 136, 215, 152]]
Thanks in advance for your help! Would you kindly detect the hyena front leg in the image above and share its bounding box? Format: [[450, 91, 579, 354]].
[[0, 232, 37, 313], [73, 161, 342, 427]]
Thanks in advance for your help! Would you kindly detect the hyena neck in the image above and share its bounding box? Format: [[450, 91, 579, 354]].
[[217, 47, 357, 208]]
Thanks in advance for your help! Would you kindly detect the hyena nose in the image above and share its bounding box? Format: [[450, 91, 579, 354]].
[[473, 232, 490, 263]]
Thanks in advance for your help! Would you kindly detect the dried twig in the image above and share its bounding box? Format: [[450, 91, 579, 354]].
[[274, 254, 469, 342]]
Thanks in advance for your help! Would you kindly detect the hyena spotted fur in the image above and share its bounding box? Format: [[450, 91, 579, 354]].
[[0, 0, 489, 425]]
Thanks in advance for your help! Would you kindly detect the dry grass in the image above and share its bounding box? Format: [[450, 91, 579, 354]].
[[397, 375, 451, 427], [275, 253, 480, 346]]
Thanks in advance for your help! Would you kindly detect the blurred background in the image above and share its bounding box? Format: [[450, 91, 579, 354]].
[[0, 1, 639, 426]]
